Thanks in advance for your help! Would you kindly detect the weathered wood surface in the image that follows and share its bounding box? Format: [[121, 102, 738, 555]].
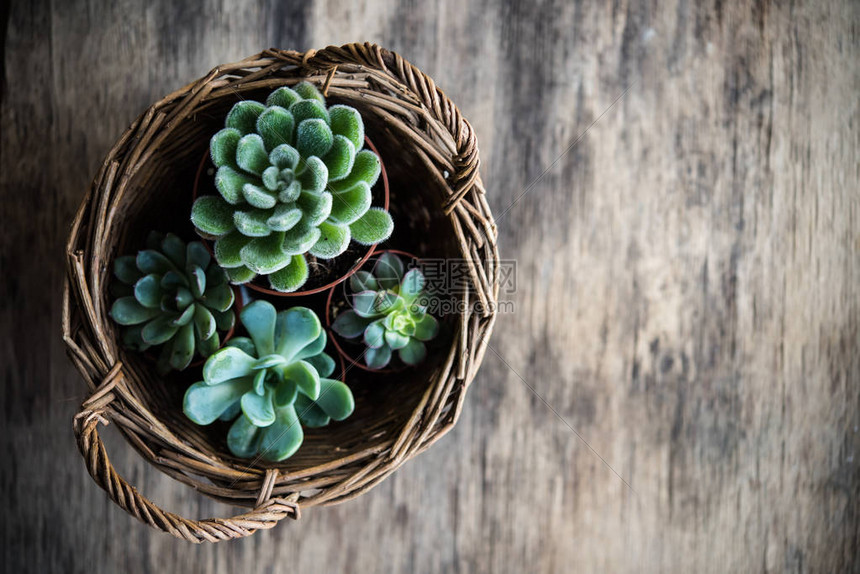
[[2, 0, 858, 572]]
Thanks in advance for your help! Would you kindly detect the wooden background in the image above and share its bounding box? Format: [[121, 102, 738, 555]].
[[2, 0, 858, 572]]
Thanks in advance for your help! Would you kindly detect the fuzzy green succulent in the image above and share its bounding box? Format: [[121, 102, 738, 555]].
[[183, 300, 354, 462], [331, 253, 439, 370], [190, 81, 394, 293], [109, 232, 236, 373]]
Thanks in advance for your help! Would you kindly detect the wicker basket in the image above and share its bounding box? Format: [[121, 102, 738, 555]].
[[63, 43, 499, 543]]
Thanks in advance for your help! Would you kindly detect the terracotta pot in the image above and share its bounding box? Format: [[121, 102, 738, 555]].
[[192, 136, 390, 297]]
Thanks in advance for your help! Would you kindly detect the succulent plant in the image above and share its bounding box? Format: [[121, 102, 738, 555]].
[[183, 300, 354, 462], [331, 252, 439, 370], [190, 81, 394, 293], [109, 232, 236, 373]]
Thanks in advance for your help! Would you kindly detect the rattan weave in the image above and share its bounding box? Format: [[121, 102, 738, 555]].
[[63, 43, 498, 543]]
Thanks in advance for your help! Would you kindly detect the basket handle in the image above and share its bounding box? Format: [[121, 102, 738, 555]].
[[72, 365, 299, 543]]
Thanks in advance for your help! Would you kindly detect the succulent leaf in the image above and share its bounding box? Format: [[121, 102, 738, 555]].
[[314, 379, 355, 421], [161, 233, 187, 267], [134, 275, 163, 308], [309, 221, 350, 260], [227, 414, 261, 458], [350, 271, 379, 293], [296, 118, 334, 159], [268, 255, 309, 292], [399, 339, 427, 365], [385, 329, 410, 350], [256, 106, 295, 151], [198, 331, 221, 358], [267, 204, 303, 232], [214, 231, 251, 268], [400, 268, 426, 300], [212, 308, 235, 331], [241, 183, 277, 209], [329, 182, 371, 225], [210, 128, 242, 168], [203, 346, 257, 384], [234, 208, 275, 237], [142, 315, 180, 345], [293, 82, 325, 104], [215, 166, 257, 205], [189, 266, 207, 298], [281, 225, 321, 256], [298, 156, 329, 194], [240, 300, 277, 356], [363, 319, 386, 349], [365, 344, 392, 370], [258, 405, 304, 461], [111, 297, 160, 325], [114, 255, 142, 285], [266, 86, 301, 109], [290, 99, 329, 126], [172, 303, 196, 327], [184, 377, 253, 425], [273, 305, 321, 362], [330, 150, 381, 192], [305, 352, 336, 378], [137, 250, 175, 275], [193, 304, 217, 341], [226, 265, 256, 284], [294, 394, 331, 428], [374, 252, 405, 287], [236, 134, 270, 175], [240, 233, 292, 274], [414, 314, 440, 341], [328, 105, 365, 151], [331, 309, 371, 338], [225, 101, 265, 135], [352, 291, 384, 319], [269, 144, 300, 170], [350, 207, 394, 246], [273, 378, 298, 408], [241, 386, 276, 427], [294, 330, 327, 361], [283, 360, 320, 400], [170, 323, 196, 370], [322, 135, 357, 181]]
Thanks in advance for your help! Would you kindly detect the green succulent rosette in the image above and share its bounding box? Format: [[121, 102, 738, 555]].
[[332, 252, 439, 370], [183, 300, 354, 462], [191, 82, 394, 293], [109, 232, 236, 373]]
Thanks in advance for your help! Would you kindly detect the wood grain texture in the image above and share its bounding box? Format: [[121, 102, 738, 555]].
[[2, 0, 858, 572]]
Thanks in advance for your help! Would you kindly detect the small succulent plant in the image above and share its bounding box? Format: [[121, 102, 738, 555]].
[[331, 253, 439, 370], [183, 300, 354, 462], [191, 81, 394, 293], [109, 232, 236, 373]]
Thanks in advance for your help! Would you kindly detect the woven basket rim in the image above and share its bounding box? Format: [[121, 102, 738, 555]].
[[63, 43, 499, 543]]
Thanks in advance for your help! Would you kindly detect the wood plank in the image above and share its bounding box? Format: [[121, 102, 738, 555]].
[[1, 0, 857, 571]]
